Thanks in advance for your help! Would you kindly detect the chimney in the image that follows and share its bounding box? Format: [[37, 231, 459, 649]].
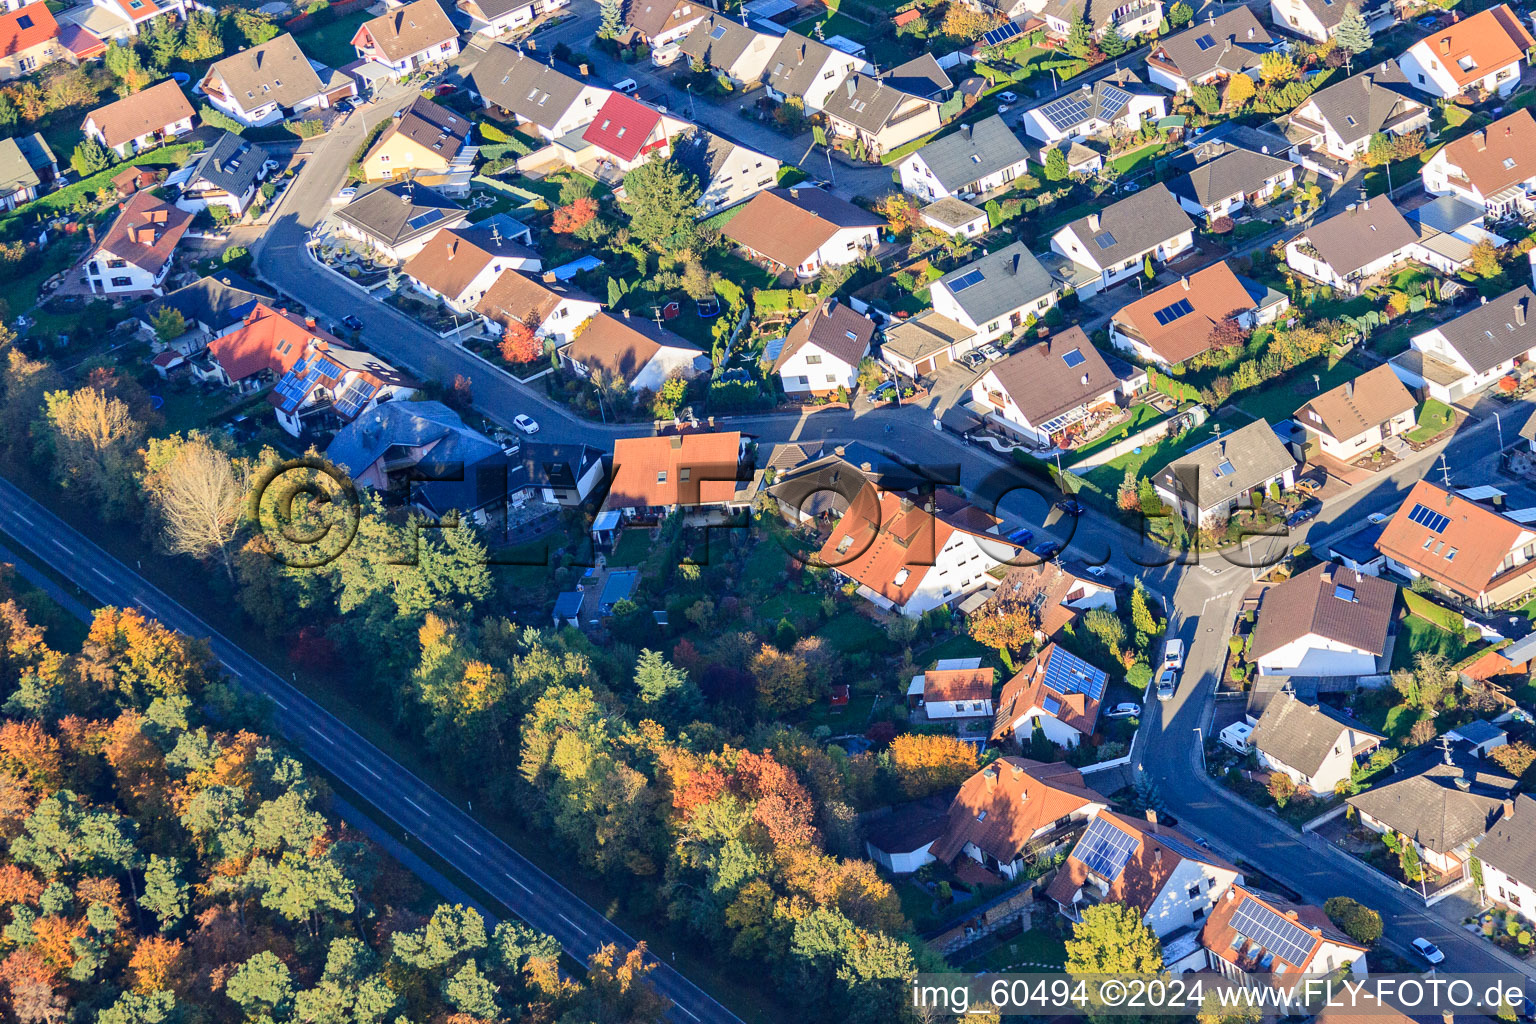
[[1285, 910, 1300, 921], [1345, 379, 1353, 399], [834, 445, 845, 456], [622, 309, 631, 318], [1474, 130, 1487, 151], [983, 766, 997, 789], [1439, 37, 1450, 54], [579, 62, 589, 75], [1180, 275, 1190, 291], [543, 271, 557, 283], [670, 435, 683, 449], [1087, 213, 1100, 231], [305, 316, 316, 328], [1517, 300, 1527, 327], [1505, 798, 1516, 818], [1153, 846, 1162, 865], [86, 224, 95, 244], [1145, 808, 1158, 824]]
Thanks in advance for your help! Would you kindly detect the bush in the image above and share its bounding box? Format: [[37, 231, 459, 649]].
[[1324, 897, 1383, 944], [287, 119, 325, 139]]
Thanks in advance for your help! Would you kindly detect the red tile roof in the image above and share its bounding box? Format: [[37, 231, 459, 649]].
[[1376, 479, 1530, 599], [1201, 886, 1365, 976], [208, 303, 334, 382], [1046, 810, 1238, 913], [929, 758, 1103, 865], [606, 432, 742, 510], [992, 642, 1106, 739], [96, 190, 191, 272], [582, 92, 664, 163], [921, 667, 994, 703], [1111, 263, 1259, 365], [1417, 5, 1534, 87], [0, 2, 57, 58], [56, 22, 105, 59]]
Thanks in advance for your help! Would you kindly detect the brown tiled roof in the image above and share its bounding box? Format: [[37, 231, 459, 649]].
[[84, 79, 194, 150], [1437, 108, 1536, 198], [208, 303, 332, 381], [986, 563, 1099, 637], [1249, 562, 1395, 661], [721, 187, 880, 270], [771, 297, 874, 373], [202, 34, 326, 111], [96, 190, 190, 270], [562, 312, 700, 384], [402, 227, 535, 300], [354, 0, 456, 62], [475, 270, 596, 331], [929, 758, 1103, 865], [366, 94, 471, 164], [1201, 886, 1365, 975], [992, 642, 1107, 739], [1416, 5, 1534, 88], [921, 667, 994, 703], [1298, 198, 1418, 276], [1295, 363, 1416, 442], [1046, 810, 1238, 912], [984, 327, 1119, 426], [623, 0, 700, 39], [1111, 264, 1259, 365], [1376, 479, 1530, 599], [607, 431, 742, 510]]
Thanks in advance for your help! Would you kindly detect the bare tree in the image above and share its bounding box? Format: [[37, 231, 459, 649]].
[[142, 434, 248, 580]]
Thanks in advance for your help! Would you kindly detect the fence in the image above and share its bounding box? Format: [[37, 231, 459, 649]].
[[1067, 405, 1208, 472]]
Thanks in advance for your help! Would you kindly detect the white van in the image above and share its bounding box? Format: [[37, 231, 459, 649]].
[[1162, 638, 1185, 670], [614, 78, 639, 96]]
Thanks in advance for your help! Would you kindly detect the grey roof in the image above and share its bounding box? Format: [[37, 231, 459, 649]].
[[922, 196, 986, 231], [679, 14, 762, 69], [1427, 285, 1536, 375], [935, 241, 1055, 325], [1328, 523, 1386, 567], [0, 132, 52, 197], [1294, 0, 1351, 32], [1168, 145, 1296, 208], [1301, 61, 1423, 147], [1157, 418, 1296, 512], [880, 310, 974, 363], [1449, 720, 1507, 745], [1406, 194, 1486, 236], [468, 44, 590, 131], [765, 442, 921, 518], [185, 131, 271, 198], [1151, 6, 1271, 80], [1040, 0, 1158, 31], [1200, 122, 1294, 156], [506, 440, 605, 495], [1252, 694, 1379, 777], [335, 181, 466, 246], [764, 31, 842, 99], [137, 274, 274, 332], [325, 400, 507, 513], [881, 53, 952, 99], [821, 73, 929, 133], [1472, 794, 1536, 886], [206, 33, 327, 111], [1058, 184, 1195, 268], [1298, 199, 1417, 276], [1348, 746, 1515, 854], [673, 128, 742, 181], [907, 115, 1029, 192], [1031, 70, 1155, 134]]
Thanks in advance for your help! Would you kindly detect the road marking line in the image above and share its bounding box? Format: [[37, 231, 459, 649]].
[[354, 759, 382, 781], [403, 796, 429, 817], [504, 872, 533, 894], [675, 1005, 699, 1021], [92, 568, 110, 582], [455, 835, 480, 855], [309, 727, 336, 746], [12, 513, 30, 526], [269, 696, 288, 710], [558, 913, 588, 936], [52, 539, 67, 551]]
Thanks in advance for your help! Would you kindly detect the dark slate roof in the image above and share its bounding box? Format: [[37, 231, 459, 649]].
[[1040, 0, 1156, 31], [1167, 144, 1296, 208], [1302, 61, 1423, 147], [1031, 70, 1156, 135], [1157, 419, 1296, 512], [764, 31, 842, 99], [1427, 285, 1536, 375], [335, 181, 465, 246], [1058, 184, 1195, 267], [1348, 745, 1515, 854], [1406, 194, 1486, 236], [507, 440, 604, 494], [1200, 122, 1294, 156], [906, 115, 1029, 192], [325, 400, 507, 513], [1251, 693, 1381, 778], [137, 274, 274, 331], [821, 73, 928, 133], [468, 44, 590, 131], [765, 442, 923, 518], [1473, 794, 1536, 886], [673, 127, 742, 181], [186, 131, 270, 198], [934, 240, 1054, 324], [1151, 7, 1271, 80], [1298, 199, 1417, 277], [881, 53, 951, 99], [1250, 561, 1396, 660]]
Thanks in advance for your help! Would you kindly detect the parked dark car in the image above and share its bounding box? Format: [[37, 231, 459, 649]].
[[1033, 540, 1062, 560], [1286, 499, 1322, 528], [1006, 527, 1034, 546], [341, 314, 365, 331], [866, 380, 897, 403], [1055, 499, 1085, 516]]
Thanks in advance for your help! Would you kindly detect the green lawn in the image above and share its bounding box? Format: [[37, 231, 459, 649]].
[[1076, 414, 1252, 501], [919, 633, 992, 668], [1233, 354, 1364, 425], [1404, 399, 1456, 444], [959, 926, 1068, 970], [801, 691, 876, 733], [292, 10, 374, 69], [1391, 612, 1472, 671], [609, 530, 652, 567], [1065, 403, 1165, 465], [821, 612, 888, 656], [788, 11, 870, 38], [1109, 141, 1164, 178]]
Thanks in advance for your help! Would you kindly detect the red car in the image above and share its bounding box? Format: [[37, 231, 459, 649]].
[[434, 83, 458, 96]]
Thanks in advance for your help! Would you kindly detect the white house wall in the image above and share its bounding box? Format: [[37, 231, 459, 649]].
[[1255, 635, 1379, 677]]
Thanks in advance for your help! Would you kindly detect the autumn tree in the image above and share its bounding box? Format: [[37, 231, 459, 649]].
[[1065, 901, 1163, 975], [140, 433, 248, 580], [1268, 771, 1296, 807], [751, 645, 812, 715], [39, 385, 145, 518], [551, 197, 598, 235], [967, 598, 1037, 664], [1260, 51, 1296, 87], [887, 734, 977, 798], [497, 320, 542, 364], [1492, 741, 1536, 780], [103, 43, 149, 94], [1225, 73, 1255, 108]]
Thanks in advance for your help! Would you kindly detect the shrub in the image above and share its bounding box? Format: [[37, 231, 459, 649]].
[[1324, 896, 1383, 945]]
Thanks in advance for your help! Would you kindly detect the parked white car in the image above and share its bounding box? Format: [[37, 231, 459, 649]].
[[1105, 703, 1140, 719], [1162, 638, 1184, 671], [513, 414, 539, 434], [1411, 938, 1445, 965], [614, 78, 639, 96]]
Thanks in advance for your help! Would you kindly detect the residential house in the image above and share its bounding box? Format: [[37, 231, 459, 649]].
[[879, 310, 979, 379], [1398, 5, 1533, 100], [919, 197, 988, 238], [1166, 139, 1298, 220], [81, 78, 195, 157], [1048, 184, 1197, 298], [82, 190, 190, 295], [896, 115, 1030, 202], [721, 186, 881, 278], [761, 440, 916, 523], [574, 92, 691, 175], [172, 132, 274, 218], [1283, 61, 1428, 176], [621, 0, 706, 49], [929, 241, 1058, 345], [1153, 419, 1297, 526], [672, 128, 780, 215], [924, 758, 1107, 880], [969, 327, 1122, 447], [992, 642, 1109, 748], [89, 0, 186, 37], [1421, 109, 1536, 218], [1448, 719, 1508, 758], [1249, 691, 1385, 794], [560, 311, 707, 393], [1021, 70, 1166, 145], [820, 73, 940, 158], [1469, 793, 1536, 922], [1347, 741, 1516, 875], [53, 21, 107, 62], [861, 792, 955, 875], [0, 2, 63, 81], [136, 274, 274, 350], [202, 304, 416, 436], [1294, 363, 1417, 461], [1109, 263, 1289, 367], [761, 31, 869, 113], [1251, 562, 1395, 677], [466, 45, 612, 141], [331, 181, 468, 261], [1284, 198, 1419, 294], [200, 33, 356, 127], [771, 297, 875, 396], [1048, 809, 1243, 936], [360, 95, 477, 194], [351, 0, 460, 78], [677, 15, 781, 87], [1375, 479, 1536, 610], [596, 432, 750, 536], [1010, 0, 1162, 42], [983, 562, 1118, 640], [402, 223, 541, 313], [475, 269, 601, 346], [1145, 7, 1272, 93], [1391, 285, 1536, 403], [0, 132, 54, 211], [1197, 887, 1369, 983], [907, 659, 995, 721], [817, 486, 1025, 618], [456, 0, 568, 37], [1271, 0, 1393, 43], [880, 52, 953, 100]]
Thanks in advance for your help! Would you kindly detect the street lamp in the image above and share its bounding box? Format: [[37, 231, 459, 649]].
[[1193, 727, 1207, 775]]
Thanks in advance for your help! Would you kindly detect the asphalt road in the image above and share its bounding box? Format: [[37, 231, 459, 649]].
[[0, 477, 740, 1024]]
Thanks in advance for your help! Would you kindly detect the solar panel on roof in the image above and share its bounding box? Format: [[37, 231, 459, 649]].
[[1043, 647, 1108, 701], [1094, 231, 1117, 249], [1062, 348, 1086, 368], [313, 357, 343, 379], [1230, 897, 1317, 967], [982, 21, 1021, 46], [1098, 84, 1133, 117], [1152, 297, 1195, 325], [334, 378, 379, 419], [1074, 815, 1138, 880], [948, 268, 985, 292], [1042, 695, 1062, 716], [1152, 834, 1209, 863], [1407, 502, 1450, 533], [1195, 33, 1217, 49], [407, 209, 445, 231]]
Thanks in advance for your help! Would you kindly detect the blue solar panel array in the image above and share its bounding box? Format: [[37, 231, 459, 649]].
[[948, 268, 985, 292], [1151, 833, 1208, 863], [1231, 897, 1317, 967], [1407, 503, 1450, 533], [334, 378, 379, 419], [1044, 647, 1108, 701], [1153, 298, 1194, 325], [1062, 348, 1086, 368], [1074, 816, 1137, 880], [981, 21, 1021, 47]]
